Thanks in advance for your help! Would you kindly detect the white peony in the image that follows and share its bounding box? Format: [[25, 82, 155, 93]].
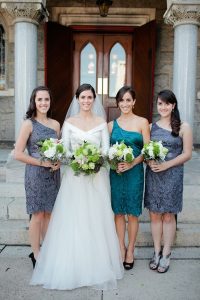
[[44, 147, 56, 158]]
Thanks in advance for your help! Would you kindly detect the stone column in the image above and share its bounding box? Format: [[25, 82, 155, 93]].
[[0, 1, 48, 138], [164, 1, 200, 128]]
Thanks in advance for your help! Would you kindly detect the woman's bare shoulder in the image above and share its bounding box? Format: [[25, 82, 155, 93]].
[[134, 115, 149, 126], [181, 121, 191, 130], [22, 119, 33, 130]]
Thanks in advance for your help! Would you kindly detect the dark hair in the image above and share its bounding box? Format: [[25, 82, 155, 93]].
[[25, 86, 53, 119], [157, 89, 181, 137], [75, 83, 96, 99], [115, 86, 136, 107]]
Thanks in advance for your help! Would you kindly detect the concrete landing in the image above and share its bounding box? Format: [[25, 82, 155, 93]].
[[0, 246, 199, 300]]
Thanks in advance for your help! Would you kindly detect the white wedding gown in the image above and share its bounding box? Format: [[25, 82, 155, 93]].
[[30, 121, 124, 290]]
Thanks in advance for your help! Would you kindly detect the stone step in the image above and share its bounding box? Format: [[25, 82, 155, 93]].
[[1, 220, 200, 246], [140, 197, 200, 223], [0, 182, 25, 198], [0, 198, 29, 220], [0, 184, 199, 221], [0, 181, 199, 199], [0, 220, 29, 245], [0, 165, 6, 182], [135, 223, 200, 247]]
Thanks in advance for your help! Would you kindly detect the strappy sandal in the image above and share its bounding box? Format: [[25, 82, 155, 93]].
[[157, 253, 171, 273], [149, 250, 162, 270]]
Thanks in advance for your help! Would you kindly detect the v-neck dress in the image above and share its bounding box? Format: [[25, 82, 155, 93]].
[[144, 122, 183, 213], [110, 120, 144, 216], [25, 119, 60, 214]]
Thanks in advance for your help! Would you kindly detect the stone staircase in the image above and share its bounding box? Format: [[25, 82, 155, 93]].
[[0, 148, 200, 246]]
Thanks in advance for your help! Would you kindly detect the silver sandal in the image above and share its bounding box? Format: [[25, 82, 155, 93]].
[[149, 250, 162, 270], [157, 253, 171, 273]]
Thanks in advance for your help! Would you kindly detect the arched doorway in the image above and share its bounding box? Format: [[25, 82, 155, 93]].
[[45, 21, 155, 125]]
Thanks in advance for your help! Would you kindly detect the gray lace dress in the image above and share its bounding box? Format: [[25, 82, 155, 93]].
[[25, 119, 60, 214], [144, 123, 183, 214]]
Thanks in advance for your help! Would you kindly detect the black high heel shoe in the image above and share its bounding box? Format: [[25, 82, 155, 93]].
[[29, 252, 36, 268], [123, 260, 134, 270], [123, 251, 134, 270]]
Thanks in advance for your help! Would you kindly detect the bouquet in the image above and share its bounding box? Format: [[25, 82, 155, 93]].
[[141, 140, 168, 161], [70, 141, 104, 176], [108, 141, 134, 171], [37, 138, 67, 164]]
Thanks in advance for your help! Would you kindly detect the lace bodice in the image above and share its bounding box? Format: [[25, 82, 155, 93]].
[[61, 121, 110, 155]]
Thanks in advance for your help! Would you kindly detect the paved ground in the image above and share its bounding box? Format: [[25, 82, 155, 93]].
[[0, 246, 200, 300]]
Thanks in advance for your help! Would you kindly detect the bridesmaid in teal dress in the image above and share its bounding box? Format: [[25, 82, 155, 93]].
[[108, 86, 150, 270]]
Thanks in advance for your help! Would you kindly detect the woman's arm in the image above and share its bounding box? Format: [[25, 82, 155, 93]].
[[61, 121, 71, 154], [14, 120, 55, 168], [151, 122, 193, 173], [108, 121, 113, 135], [101, 124, 110, 156], [52, 119, 61, 138]]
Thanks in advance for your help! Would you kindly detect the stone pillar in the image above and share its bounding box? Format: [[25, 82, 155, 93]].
[[164, 2, 200, 128], [0, 1, 48, 139]]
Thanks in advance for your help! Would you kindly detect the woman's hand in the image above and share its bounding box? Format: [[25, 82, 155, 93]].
[[51, 161, 61, 171], [145, 159, 154, 167], [117, 161, 134, 173], [150, 161, 169, 172], [40, 160, 61, 171]]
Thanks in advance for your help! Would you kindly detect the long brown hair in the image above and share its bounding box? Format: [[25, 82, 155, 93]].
[[115, 86, 136, 107], [157, 89, 181, 137], [25, 86, 53, 119]]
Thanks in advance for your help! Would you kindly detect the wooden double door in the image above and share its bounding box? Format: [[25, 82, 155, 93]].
[[73, 33, 132, 121], [45, 22, 156, 125]]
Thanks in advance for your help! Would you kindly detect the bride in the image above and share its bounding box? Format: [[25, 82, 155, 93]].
[[30, 83, 124, 290]]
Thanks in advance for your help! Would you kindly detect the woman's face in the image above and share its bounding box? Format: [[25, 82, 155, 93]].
[[118, 92, 136, 114], [78, 89, 94, 112], [35, 90, 50, 115], [157, 97, 175, 118]]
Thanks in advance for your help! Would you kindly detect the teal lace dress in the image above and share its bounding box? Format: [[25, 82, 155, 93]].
[[110, 120, 144, 216]]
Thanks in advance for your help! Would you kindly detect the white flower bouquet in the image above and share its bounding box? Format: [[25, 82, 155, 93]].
[[108, 141, 134, 171], [70, 141, 104, 176], [37, 138, 67, 163], [141, 140, 168, 161]]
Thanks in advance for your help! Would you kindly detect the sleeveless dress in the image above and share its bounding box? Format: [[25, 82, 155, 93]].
[[25, 119, 60, 214], [110, 120, 144, 216], [144, 123, 183, 213], [30, 122, 124, 290]]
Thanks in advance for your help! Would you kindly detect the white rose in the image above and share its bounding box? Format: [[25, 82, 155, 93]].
[[44, 147, 56, 159]]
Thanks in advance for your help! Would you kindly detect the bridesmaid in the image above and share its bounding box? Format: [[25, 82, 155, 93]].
[[14, 86, 61, 267], [144, 90, 192, 273], [108, 86, 150, 270]]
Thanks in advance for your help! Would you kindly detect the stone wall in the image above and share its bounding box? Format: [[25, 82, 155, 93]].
[[0, 1, 200, 144], [0, 24, 44, 141], [153, 13, 200, 145]]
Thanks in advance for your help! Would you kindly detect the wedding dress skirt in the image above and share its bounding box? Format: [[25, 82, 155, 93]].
[[30, 166, 124, 290]]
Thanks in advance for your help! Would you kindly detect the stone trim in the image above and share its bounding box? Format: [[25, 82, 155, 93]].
[[164, 3, 200, 27], [51, 7, 156, 27], [0, 1, 48, 25]]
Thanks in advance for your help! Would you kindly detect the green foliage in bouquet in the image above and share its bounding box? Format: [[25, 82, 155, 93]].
[[108, 141, 134, 171], [142, 140, 168, 161], [70, 141, 104, 176]]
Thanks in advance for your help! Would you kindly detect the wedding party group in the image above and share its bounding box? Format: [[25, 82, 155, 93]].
[[14, 83, 192, 290]]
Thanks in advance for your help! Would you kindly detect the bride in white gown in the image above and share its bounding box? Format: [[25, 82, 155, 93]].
[[30, 84, 124, 290]]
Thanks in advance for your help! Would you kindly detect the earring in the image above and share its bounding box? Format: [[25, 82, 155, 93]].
[[172, 108, 174, 113]]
